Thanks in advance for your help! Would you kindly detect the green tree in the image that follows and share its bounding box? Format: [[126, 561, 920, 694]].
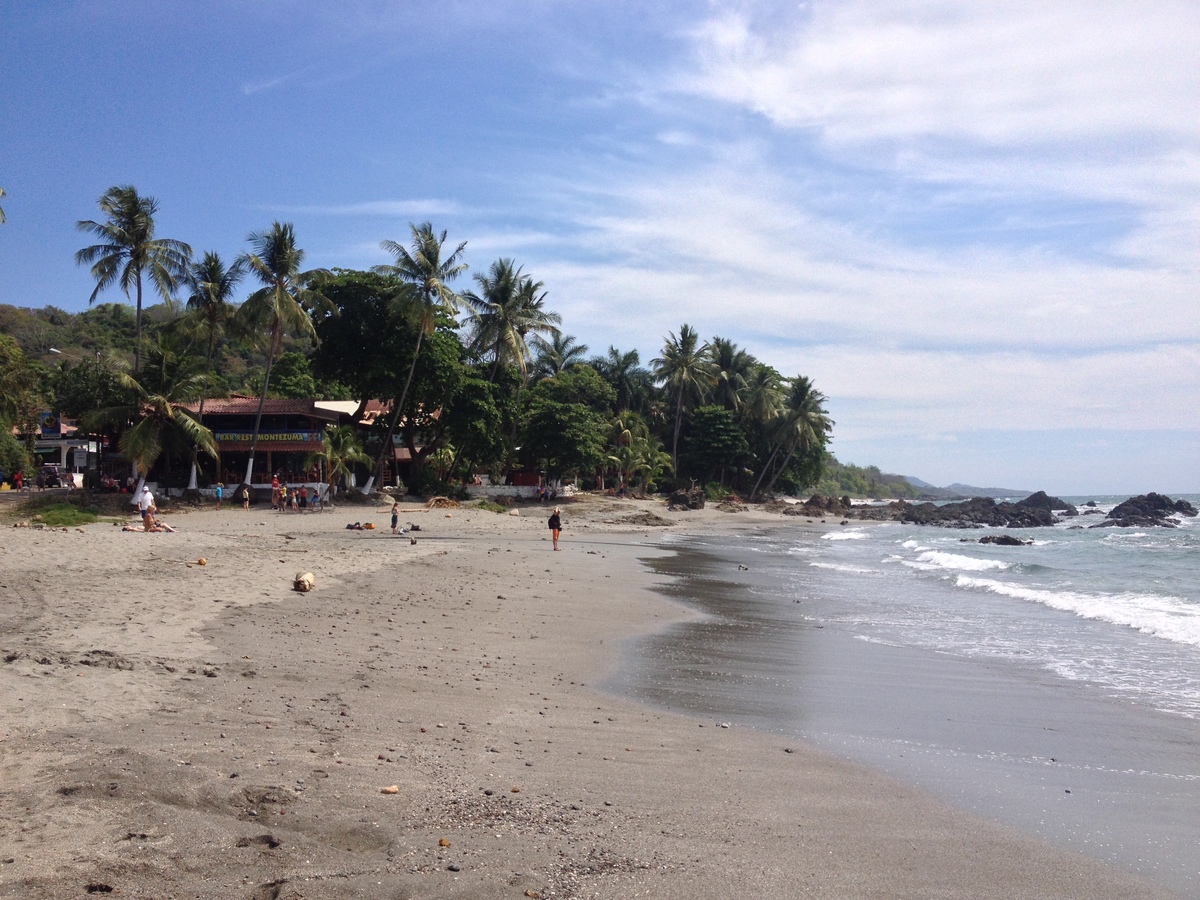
[[245, 351, 318, 399], [75, 185, 192, 373], [522, 398, 608, 485], [235, 222, 331, 485], [368, 222, 468, 490], [751, 375, 833, 498], [463, 259, 561, 382], [0, 334, 41, 473], [590, 346, 651, 414], [709, 337, 754, 412], [83, 333, 218, 498], [531, 332, 589, 381], [305, 424, 370, 508], [182, 251, 244, 491], [51, 356, 132, 419], [651, 324, 713, 473], [683, 405, 749, 488]]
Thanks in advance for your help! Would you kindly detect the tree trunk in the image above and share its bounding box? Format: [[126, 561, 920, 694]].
[[368, 328, 425, 495], [134, 271, 143, 375], [763, 444, 796, 496], [749, 444, 781, 500], [244, 326, 280, 486]]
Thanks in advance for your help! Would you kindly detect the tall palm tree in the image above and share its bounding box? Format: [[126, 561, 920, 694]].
[[182, 251, 244, 491], [590, 346, 649, 414], [368, 222, 467, 491], [750, 375, 833, 499], [651, 324, 713, 472], [83, 333, 218, 502], [235, 222, 331, 486], [0, 186, 6, 224], [709, 337, 754, 412], [531, 332, 589, 381], [463, 260, 561, 382], [75, 185, 192, 373]]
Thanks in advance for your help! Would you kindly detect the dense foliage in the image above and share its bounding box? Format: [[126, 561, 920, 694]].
[[1, 189, 840, 497]]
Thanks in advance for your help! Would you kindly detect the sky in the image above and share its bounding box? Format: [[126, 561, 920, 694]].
[[1, 0, 1196, 495]]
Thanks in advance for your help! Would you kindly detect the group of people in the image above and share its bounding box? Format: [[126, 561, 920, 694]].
[[271, 475, 320, 512]]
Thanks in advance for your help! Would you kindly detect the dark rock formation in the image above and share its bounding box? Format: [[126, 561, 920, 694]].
[[667, 487, 706, 511], [898, 493, 1064, 528], [1089, 493, 1198, 529], [1014, 490, 1078, 516], [979, 534, 1032, 546]]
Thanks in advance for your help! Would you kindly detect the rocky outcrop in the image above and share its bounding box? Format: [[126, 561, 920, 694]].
[[1015, 491, 1078, 516], [1089, 493, 1198, 529], [898, 495, 1060, 528], [667, 487, 706, 511], [978, 534, 1032, 546]]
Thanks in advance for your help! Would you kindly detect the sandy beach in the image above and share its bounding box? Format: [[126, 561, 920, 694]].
[[0, 493, 1178, 899]]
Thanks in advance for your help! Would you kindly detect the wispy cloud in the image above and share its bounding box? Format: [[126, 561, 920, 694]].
[[274, 200, 465, 218]]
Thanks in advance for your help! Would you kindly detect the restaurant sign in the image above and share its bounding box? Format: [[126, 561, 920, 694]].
[[215, 431, 321, 443]]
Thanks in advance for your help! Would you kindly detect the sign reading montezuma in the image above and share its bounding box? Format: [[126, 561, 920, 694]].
[[215, 432, 322, 443]]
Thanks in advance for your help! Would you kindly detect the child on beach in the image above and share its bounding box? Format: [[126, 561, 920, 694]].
[[214, 483, 223, 509], [548, 506, 562, 550]]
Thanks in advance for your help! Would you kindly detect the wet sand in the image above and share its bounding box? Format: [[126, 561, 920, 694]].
[[0, 494, 1179, 898]]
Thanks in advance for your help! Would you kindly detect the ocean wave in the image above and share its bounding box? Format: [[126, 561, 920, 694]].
[[956, 576, 1200, 647], [821, 530, 869, 541], [809, 562, 879, 575], [903, 550, 1010, 572]]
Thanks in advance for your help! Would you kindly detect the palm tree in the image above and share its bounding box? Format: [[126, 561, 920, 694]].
[[531, 332, 589, 381], [368, 222, 467, 492], [182, 251, 244, 491], [83, 333, 218, 502], [651, 324, 713, 472], [0, 186, 6, 224], [709, 337, 754, 412], [591, 346, 651, 414], [463, 260, 561, 381], [236, 222, 331, 486], [305, 424, 370, 509], [750, 375, 833, 499], [75, 185, 192, 373]]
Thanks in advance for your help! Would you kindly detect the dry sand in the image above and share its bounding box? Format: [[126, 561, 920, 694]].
[[0, 493, 1178, 899]]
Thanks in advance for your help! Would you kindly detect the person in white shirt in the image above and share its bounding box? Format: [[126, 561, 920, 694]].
[[139, 486, 155, 530]]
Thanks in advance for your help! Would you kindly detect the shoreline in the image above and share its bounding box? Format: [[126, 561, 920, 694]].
[[0, 496, 1178, 898]]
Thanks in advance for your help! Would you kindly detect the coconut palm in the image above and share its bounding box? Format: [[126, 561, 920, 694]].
[[236, 222, 331, 486], [305, 424, 370, 509], [368, 222, 468, 491], [530, 331, 589, 381], [590, 346, 651, 414], [750, 375, 833, 499], [83, 333, 218, 501], [651, 324, 713, 472], [182, 251, 244, 491], [709, 337, 755, 412], [0, 187, 6, 224], [463, 260, 562, 382], [75, 185, 192, 373]]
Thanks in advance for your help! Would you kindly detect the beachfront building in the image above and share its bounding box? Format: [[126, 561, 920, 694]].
[[189, 397, 350, 492]]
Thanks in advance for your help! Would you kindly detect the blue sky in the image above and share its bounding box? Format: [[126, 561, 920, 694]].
[[1, 0, 1197, 494]]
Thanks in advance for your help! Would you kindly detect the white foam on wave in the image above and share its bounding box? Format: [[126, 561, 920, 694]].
[[903, 550, 1010, 572], [809, 562, 878, 575], [822, 530, 869, 541], [956, 576, 1200, 647], [900, 539, 929, 551]]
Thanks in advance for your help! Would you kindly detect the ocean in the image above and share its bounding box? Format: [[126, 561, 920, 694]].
[[609, 495, 1200, 895]]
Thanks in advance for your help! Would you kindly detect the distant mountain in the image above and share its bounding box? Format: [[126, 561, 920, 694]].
[[901, 477, 1033, 500]]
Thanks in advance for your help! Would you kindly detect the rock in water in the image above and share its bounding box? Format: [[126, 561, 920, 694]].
[[293, 572, 315, 592]]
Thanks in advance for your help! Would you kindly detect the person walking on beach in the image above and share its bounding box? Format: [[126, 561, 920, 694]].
[[548, 506, 562, 551], [241, 485, 250, 509], [391, 501, 400, 534], [214, 482, 223, 509]]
